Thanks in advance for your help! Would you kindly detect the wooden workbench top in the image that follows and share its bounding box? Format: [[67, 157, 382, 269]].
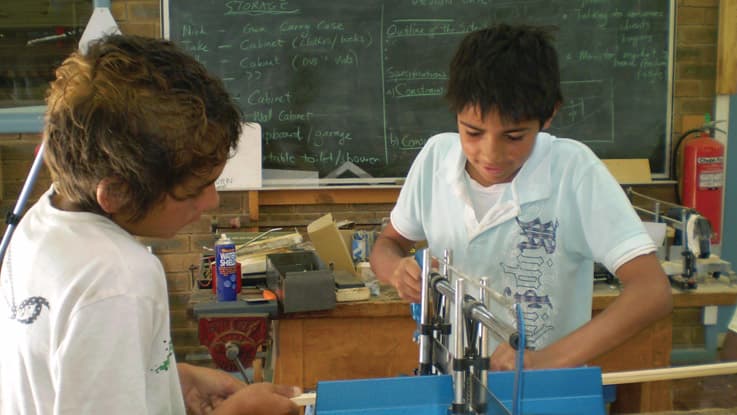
[[275, 284, 409, 319], [189, 278, 737, 319], [593, 278, 737, 310], [281, 278, 737, 319]]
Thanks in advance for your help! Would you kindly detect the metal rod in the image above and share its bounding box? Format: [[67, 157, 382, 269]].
[[474, 277, 490, 414], [628, 187, 686, 209], [225, 342, 252, 385], [469, 303, 519, 349], [452, 277, 466, 412], [444, 262, 514, 308], [0, 142, 46, 265], [434, 278, 518, 348], [681, 209, 689, 251], [442, 249, 451, 278], [418, 248, 433, 375], [632, 206, 683, 226]]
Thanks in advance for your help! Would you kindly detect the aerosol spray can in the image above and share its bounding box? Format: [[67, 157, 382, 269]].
[[215, 233, 238, 301]]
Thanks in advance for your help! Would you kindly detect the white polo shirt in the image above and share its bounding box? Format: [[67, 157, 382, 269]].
[[391, 132, 655, 350]]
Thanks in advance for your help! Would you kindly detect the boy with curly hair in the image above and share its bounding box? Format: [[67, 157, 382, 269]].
[[0, 34, 299, 415]]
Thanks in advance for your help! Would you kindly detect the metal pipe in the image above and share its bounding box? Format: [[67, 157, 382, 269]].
[[434, 278, 518, 349], [628, 187, 685, 209], [469, 303, 519, 349], [474, 277, 490, 414], [442, 249, 452, 278], [444, 263, 514, 308], [452, 277, 466, 413], [632, 206, 683, 226]]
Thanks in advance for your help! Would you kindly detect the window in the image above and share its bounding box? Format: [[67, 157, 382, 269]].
[[0, 0, 93, 108]]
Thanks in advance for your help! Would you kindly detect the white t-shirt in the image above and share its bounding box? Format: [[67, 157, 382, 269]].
[[466, 171, 509, 223], [391, 132, 656, 351], [0, 187, 185, 415]]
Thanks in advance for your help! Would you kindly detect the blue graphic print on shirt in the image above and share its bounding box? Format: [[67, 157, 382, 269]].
[[502, 217, 559, 349]]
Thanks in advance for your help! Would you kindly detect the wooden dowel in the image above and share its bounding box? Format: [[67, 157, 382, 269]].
[[602, 362, 737, 385], [291, 391, 316, 406]]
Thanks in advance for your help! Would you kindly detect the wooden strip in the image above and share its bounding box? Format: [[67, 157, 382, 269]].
[[291, 391, 316, 406], [602, 362, 737, 385], [717, 0, 737, 94], [259, 188, 400, 205], [248, 191, 259, 221], [593, 284, 737, 310]]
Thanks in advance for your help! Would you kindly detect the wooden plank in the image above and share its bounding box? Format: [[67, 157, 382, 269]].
[[273, 319, 305, 388], [291, 392, 316, 406], [717, 0, 737, 94], [299, 317, 417, 390], [259, 188, 400, 205]]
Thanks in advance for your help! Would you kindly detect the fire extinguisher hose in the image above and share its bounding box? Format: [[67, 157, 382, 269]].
[[671, 127, 707, 204]]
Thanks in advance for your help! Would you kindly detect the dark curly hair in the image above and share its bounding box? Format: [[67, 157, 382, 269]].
[[445, 24, 563, 127]]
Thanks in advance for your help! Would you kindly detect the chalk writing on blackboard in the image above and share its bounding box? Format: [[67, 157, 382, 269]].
[[166, 0, 673, 182]]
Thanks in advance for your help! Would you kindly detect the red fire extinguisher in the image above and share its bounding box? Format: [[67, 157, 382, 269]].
[[679, 120, 724, 245]]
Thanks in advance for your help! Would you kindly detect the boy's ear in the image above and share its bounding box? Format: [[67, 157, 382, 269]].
[[96, 177, 129, 214], [542, 101, 562, 130]]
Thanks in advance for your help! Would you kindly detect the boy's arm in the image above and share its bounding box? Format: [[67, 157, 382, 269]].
[[721, 331, 737, 361], [369, 222, 421, 302], [721, 307, 737, 361], [491, 253, 673, 370]]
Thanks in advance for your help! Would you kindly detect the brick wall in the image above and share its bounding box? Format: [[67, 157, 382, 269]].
[[674, 0, 720, 131], [0, 0, 724, 362]]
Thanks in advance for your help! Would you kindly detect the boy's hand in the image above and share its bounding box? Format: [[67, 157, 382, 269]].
[[489, 343, 537, 371], [178, 363, 301, 415], [179, 363, 245, 413], [390, 256, 422, 302], [490, 344, 564, 371], [213, 383, 301, 415]]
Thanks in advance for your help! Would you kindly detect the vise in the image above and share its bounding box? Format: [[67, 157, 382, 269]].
[[312, 248, 608, 415]]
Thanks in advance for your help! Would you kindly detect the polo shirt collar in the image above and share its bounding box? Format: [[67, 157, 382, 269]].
[[440, 131, 554, 206]]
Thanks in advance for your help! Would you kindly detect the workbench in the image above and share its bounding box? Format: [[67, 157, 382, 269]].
[[270, 280, 737, 414]]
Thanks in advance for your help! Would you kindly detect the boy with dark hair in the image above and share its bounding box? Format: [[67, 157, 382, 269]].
[[0, 35, 299, 414], [370, 24, 672, 370]]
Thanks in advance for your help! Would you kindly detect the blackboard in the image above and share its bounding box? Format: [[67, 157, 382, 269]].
[[164, 0, 673, 183]]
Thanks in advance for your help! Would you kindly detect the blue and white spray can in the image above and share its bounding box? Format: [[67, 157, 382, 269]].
[[215, 233, 238, 301]]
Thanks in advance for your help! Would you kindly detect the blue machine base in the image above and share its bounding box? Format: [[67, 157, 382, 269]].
[[315, 367, 606, 415]]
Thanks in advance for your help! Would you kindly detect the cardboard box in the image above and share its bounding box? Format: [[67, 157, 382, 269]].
[[307, 214, 371, 302], [307, 213, 358, 276]]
